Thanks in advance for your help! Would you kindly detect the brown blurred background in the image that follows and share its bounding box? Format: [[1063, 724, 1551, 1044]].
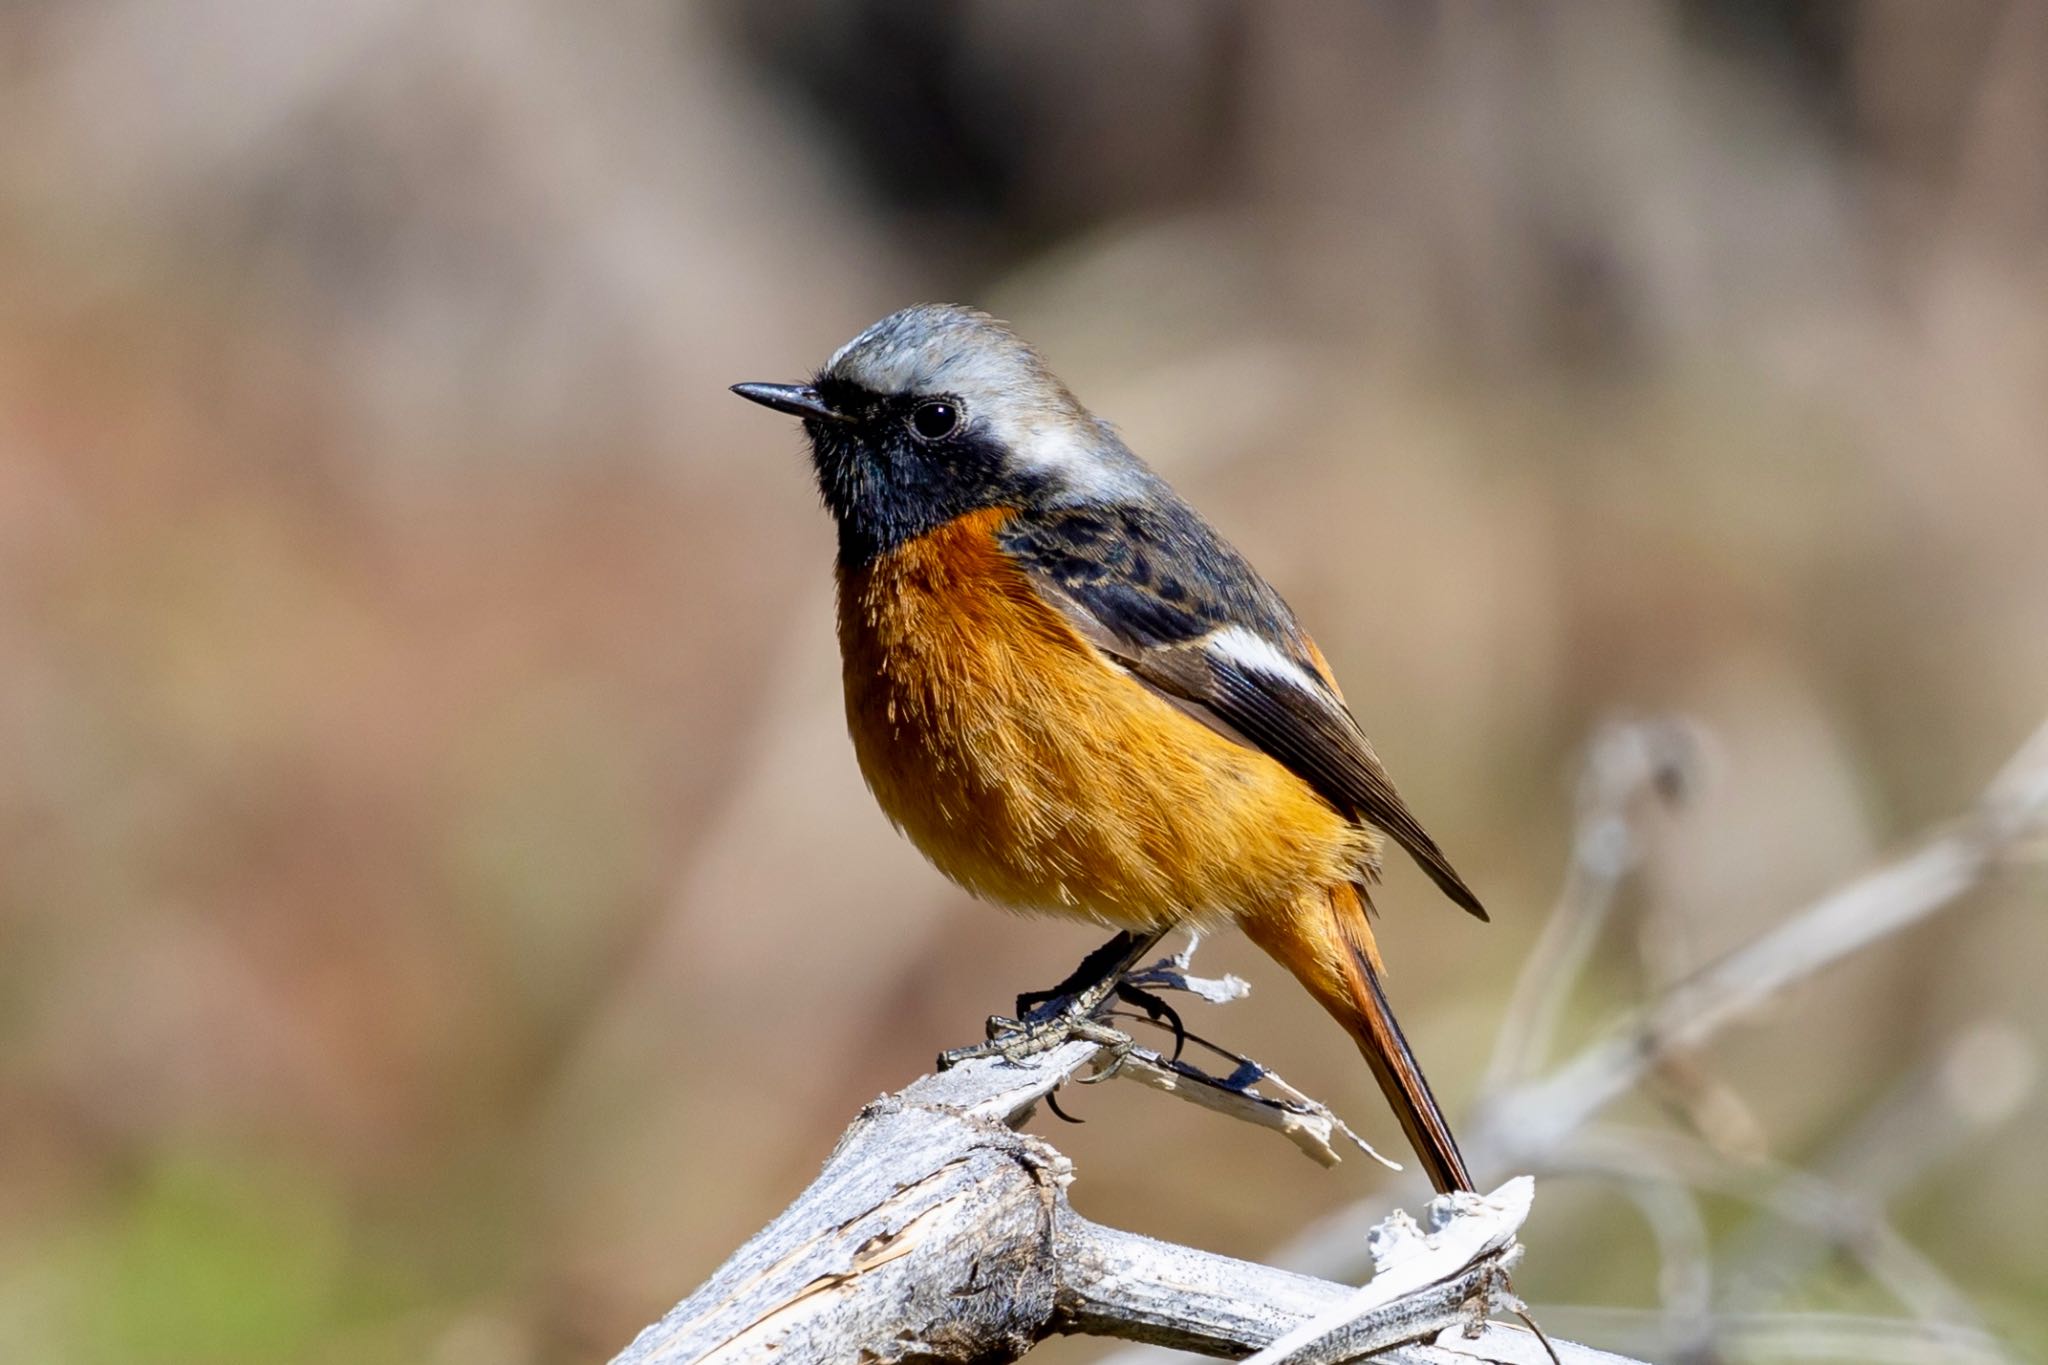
[[3, 2, 2046, 1361]]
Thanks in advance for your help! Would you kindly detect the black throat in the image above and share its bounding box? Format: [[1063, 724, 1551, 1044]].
[[805, 379, 1048, 568]]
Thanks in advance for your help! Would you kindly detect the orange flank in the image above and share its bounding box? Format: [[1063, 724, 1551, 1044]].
[[836, 507, 1377, 930]]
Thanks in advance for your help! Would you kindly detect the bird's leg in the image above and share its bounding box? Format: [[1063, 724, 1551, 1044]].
[[1012, 928, 1162, 1017], [937, 928, 1167, 1074]]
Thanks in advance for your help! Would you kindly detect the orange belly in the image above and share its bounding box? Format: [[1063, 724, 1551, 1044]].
[[836, 508, 1376, 929]]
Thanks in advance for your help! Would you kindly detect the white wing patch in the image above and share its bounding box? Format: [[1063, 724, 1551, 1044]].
[[1204, 625, 1327, 696]]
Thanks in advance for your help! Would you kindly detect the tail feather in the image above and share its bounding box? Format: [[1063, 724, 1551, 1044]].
[[1245, 885, 1474, 1194], [1331, 906, 1474, 1194]]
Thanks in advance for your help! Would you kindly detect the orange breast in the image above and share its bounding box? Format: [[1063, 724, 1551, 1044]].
[[836, 507, 1375, 929]]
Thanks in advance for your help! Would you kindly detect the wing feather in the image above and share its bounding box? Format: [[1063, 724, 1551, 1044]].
[[1003, 503, 1487, 921]]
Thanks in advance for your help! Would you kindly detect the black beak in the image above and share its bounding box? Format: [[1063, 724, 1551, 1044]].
[[730, 382, 848, 422]]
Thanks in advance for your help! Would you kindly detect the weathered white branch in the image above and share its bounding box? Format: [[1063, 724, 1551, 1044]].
[[612, 1037, 1638, 1364], [623, 719, 2044, 1364]]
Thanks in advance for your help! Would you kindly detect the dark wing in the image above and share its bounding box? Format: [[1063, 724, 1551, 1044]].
[[1002, 501, 1487, 921]]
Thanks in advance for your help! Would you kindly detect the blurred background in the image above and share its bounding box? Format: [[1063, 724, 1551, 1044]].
[[3, 2, 2046, 1361]]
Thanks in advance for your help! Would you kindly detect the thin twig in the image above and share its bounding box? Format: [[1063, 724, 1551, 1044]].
[[1477, 717, 2048, 1163], [1523, 1307, 2013, 1365], [1104, 1006, 1403, 1170], [1551, 1126, 1993, 1340], [1481, 718, 1701, 1093], [1580, 1149, 1715, 1353], [1722, 1019, 2037, 1313]]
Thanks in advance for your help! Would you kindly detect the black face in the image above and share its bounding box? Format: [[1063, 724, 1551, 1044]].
[[805, 377, 1046, 566]]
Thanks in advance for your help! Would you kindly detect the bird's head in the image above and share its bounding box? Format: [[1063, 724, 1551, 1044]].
[[733, 304, 1153, 565]]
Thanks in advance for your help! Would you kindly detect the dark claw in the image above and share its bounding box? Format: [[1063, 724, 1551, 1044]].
[[1115, 983, 1188, 1063], [1044, 1088, 1084, 1124]]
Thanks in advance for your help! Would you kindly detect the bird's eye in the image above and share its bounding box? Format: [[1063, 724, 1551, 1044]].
[[909, 399, 961, 442]]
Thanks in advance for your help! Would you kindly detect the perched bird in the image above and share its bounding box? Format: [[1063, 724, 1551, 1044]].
[[733, 305, 1487, 1192]]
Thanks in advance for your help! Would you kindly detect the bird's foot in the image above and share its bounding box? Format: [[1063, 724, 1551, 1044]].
[[936, 1008, 1136, 1077], [936, 928, 1168, 1076]]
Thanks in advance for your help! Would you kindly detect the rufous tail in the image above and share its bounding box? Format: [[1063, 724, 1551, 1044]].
[[1244, 886, 1474, 1194]]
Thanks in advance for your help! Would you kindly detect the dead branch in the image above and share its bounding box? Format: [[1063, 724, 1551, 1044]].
[[609, 1028, 1638, 1364], [619, 719, 2045, 1364]]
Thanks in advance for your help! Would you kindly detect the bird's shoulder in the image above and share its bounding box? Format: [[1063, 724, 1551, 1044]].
[[997, 495, 1311, 661], [997, 494, 1488, 921]]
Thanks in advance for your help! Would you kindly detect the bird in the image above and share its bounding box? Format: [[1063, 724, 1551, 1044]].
[[732, 304, 1487, 1193]]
